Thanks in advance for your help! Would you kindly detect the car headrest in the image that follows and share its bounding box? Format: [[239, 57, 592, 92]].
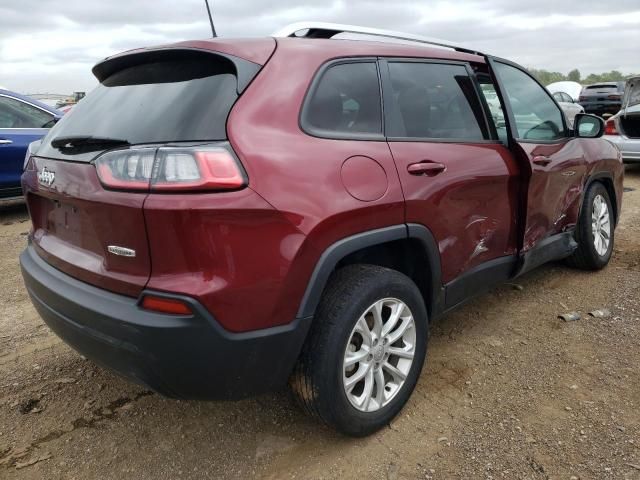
[[398, 86, 431, 137], [308, 85, 343, 131]]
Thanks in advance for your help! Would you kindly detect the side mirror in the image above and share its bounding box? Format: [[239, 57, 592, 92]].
[[574, 113, 604, 138]]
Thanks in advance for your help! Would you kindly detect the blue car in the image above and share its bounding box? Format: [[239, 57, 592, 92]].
[[0, 90, 62, 199]]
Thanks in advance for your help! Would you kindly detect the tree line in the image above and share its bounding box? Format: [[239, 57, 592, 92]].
[[528, 68, 638, 86]]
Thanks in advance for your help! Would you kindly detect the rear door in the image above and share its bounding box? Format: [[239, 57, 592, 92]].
[[381, 59, 520, 301], [23, 50, 250, 297], [23, 156, 153, 297], [489, 59, 586, 254], [0, 94, 55, 197]]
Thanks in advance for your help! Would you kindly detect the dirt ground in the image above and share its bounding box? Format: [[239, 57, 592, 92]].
[[1, 167, 639, 480]]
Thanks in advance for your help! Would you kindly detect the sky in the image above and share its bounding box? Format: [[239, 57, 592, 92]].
[[0, 0, 639, 94]]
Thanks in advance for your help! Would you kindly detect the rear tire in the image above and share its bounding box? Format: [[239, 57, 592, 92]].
[[566, 182, 614, 270], [290, 264, 428, 436]]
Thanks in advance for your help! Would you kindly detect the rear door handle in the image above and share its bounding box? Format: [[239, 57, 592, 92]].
[[0, 139, 13, 145], [407, 161, 446, 176], [532, 155, 551, 166]]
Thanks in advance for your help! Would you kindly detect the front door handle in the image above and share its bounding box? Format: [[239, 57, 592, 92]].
[[532, 155, 551, 166], [407, 161, 446, 176], [0, 139, 13, 145]]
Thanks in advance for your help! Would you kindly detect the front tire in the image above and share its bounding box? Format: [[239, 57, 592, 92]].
[[567, 182, 614, 270], [290, 265, 428, 436]]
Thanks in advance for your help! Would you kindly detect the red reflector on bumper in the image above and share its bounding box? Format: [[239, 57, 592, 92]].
[[141, 296, 192, 315]]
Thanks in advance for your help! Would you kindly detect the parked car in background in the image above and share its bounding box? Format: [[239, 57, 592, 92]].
[[604, 76, 640, 163], [58, 104, 75, 115], [19, 22, 623, 436], [481, 83, 506, 128], [547, 81, 583, 102], [0, 89, 62, 199], [55, 91, 86, 110], [579, 82, 625, 117], [551, 91, 584, 127]]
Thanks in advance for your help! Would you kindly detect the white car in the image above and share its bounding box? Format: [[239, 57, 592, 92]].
[[547, 81, 583, 102], [551, 91, 585, 127]]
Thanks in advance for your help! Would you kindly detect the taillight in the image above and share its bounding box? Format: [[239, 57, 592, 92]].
[[95, 148, 155, 191], [607, 94, 621, 100], [604, 119, 619, 135], [152, 148, 244, 191], [24, 155, 36, 172], [140, 295, 193, 315], [95, 144, 246, 192], [23, 139, 42, 170], [579, 96, 586, 102]]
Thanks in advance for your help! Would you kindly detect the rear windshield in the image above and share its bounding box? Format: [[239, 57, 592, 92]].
[[585, 84, 618, 90], [44, 56, 238, 149]]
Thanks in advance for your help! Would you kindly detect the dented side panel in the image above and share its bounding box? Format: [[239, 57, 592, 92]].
[[516, 139, 589, 252], [388, 142, 520, 283]]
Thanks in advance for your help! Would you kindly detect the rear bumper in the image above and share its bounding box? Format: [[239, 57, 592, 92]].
[[20, 245, 311, 400], [580, 102, 620, 116], [605, 135, 640, 163]]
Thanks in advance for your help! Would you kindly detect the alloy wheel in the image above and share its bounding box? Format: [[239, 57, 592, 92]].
[[591, 194, 611, 256], [342, 298, 416, 413]]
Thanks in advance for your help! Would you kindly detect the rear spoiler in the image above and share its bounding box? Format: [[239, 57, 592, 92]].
[[92, 48, 261, 95]]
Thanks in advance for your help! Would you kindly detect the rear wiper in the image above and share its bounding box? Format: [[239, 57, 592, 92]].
[[51, 135, 130, 150]]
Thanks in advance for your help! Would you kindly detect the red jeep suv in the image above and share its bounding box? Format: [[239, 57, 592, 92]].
[[20, 23, 623, 436]]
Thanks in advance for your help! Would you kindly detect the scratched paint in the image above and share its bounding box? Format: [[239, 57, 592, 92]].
[[460, 215, 499, 272]]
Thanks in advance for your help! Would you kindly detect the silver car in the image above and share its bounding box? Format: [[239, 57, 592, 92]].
[[552, 91, 584, 128], [604, 76, 640, 163]]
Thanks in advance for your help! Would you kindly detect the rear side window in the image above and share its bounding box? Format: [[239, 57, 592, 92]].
[[0, 96, 54, 129], [386, 62, 488, 140], [302, 62, 382, 137], [45, 55, 238, 147]]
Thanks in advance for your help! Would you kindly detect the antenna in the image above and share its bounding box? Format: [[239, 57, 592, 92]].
[[204, 0, 217, 38]]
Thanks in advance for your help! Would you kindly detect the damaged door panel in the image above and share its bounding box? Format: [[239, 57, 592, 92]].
[[381, 59, 520, 285], [514, 141, 587, 251], [489, 59, 586, 255], [390, 142, 520, 283], [461, 214, 501, 271]]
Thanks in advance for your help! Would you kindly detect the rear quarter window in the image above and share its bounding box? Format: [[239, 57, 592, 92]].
[[301, 61, 383, 139]]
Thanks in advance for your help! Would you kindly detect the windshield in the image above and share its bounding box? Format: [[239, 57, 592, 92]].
[[40, 55, 238, 160]]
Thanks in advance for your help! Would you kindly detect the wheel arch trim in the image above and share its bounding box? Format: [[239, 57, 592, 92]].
[[296, 223, 443, 319], [582, 171, 619, 226]]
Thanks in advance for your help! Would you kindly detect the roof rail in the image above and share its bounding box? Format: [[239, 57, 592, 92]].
[[272, 22, 484, 56]]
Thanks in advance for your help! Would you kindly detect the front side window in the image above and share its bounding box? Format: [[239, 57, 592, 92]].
[[386, 62, 488, 140], [0, 96, 54, 129], [493, 62, 566, 141], [303, 62, 382, 136], [552, 92, 572, 103]]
